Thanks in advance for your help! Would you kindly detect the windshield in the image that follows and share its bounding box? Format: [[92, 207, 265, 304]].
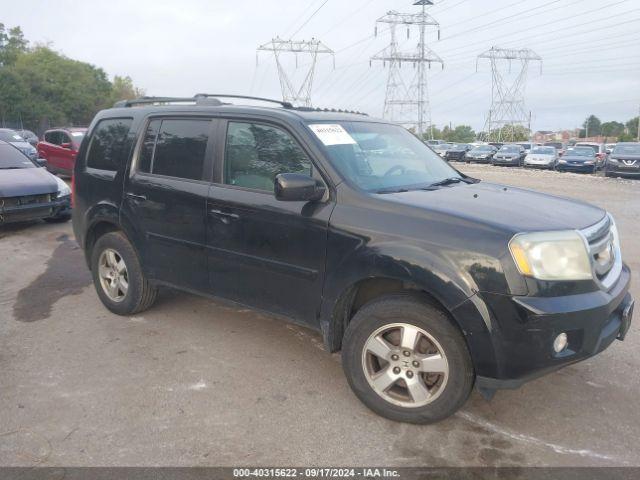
[[0, 144, 36, 168], [0, 130, 25, 142], [518, 143, 532, 149], [472, 146, 493, 152], [566, 148, 595, 157], [499, 145, 519, 153], [311, 122, 463, 193], [612, 144, 640, 155], [434, 143, 452, 150], [531, 147, 555, 155], [544, 142, 563, 149]]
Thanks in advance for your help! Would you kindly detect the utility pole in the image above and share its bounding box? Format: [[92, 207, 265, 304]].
[[257, 37, 334, 107], [637, 105, 640, 141], [477, 47, 542, 143], [371, 0, 443, 138]]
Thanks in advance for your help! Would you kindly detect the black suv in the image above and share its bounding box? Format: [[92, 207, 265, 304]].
[[73, 94, 634, 424]]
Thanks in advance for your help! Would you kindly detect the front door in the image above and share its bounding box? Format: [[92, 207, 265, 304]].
[[206, 120, 332, 324], [122, 116, 216, 292]]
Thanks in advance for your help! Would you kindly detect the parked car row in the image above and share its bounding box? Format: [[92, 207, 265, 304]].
[[428, 140, 640, 178], [0, 126, 87, 177]]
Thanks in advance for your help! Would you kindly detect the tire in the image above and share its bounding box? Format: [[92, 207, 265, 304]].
[[44, 213, 71, 223], [341, 293, 474, 424], [90, 231, 158, 315]]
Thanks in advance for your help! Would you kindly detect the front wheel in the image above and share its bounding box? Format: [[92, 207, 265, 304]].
[[341, 294, 474, 424], [91, 231, 158, 315]]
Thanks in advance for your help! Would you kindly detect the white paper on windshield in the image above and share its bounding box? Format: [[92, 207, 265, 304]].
[[12, 134, 22, 140], [308, 124, 356, 146], [71, 132, 84, 137]]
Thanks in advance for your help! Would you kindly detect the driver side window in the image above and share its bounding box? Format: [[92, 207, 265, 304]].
[[224, 122, 312, 192]]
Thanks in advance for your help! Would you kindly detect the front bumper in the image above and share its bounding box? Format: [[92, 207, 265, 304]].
[[0, 195, 71, 224], [606, 163, 640, 176], [474, 264, 633, 390], [492, 157, 520, 165], [557, 162, 595, 172]]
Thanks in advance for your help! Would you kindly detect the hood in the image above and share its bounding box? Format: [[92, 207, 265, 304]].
[[0, 167, 58, 197], [562, 155, 594, 162], [381, 182, 605, 233], [526, 154, 554, 160], [10, 141, 35, 151], [495, 152, 519, 157], [610, 154, 640, 161]]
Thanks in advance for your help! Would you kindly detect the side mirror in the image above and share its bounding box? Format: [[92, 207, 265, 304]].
[[60, 142, 72, 149], [36, 158, 47, 168], [274, 173, 325, 202]]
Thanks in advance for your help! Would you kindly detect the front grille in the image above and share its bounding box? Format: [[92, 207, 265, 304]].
[[1, 194, 51, 208], [580, 215, 621, 290]]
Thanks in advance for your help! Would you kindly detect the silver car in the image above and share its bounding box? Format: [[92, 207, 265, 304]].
[[524, 146, 559, 169]]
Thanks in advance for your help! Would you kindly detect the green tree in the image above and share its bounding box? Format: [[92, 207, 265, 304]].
[[110, 75, 145, 105], [579, 115, 602, 138], [0, 24, 28, 66], [443, 125, 476, 143], [0, 46, 112, 130], [601, 121, 625, 138]]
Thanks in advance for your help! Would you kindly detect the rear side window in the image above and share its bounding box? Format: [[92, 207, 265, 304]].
[[86, 118, 133, 171], [137, 118, 210, 181]]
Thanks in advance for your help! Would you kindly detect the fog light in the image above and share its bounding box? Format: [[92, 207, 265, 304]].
[[553, 333, 568, 353]]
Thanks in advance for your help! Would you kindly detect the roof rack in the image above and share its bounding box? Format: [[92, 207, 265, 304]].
[[113, 94, 368, 116], [113, 94, 293, 109], [293, 106, 368, 116]]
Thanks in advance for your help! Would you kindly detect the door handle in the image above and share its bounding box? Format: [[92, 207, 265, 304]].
[[126, 193, 147, 202], [209, 208, 239, 219]]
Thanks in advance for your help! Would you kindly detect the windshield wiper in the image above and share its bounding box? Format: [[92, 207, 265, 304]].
[[0, 166, 24, 170], [429, 177, 464, 187]]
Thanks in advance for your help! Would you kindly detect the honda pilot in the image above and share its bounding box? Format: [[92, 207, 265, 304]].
[[72, 94, 634, 424]]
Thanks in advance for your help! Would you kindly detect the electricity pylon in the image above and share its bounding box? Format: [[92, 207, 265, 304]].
[[477, 46, 542, 142], [257, 37, 334, 107], [371, 0, 443, 137]]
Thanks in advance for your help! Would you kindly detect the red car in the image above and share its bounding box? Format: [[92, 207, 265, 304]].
[[37, 127, 87, 176]]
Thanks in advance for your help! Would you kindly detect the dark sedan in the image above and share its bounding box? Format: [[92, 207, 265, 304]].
[[556, 147, 598, 173], [492, 144, 526, 166], [465, 145, 497, 163], [444, 143, 471, 162], [0, 140, 71, 225], [605, 143, 640, 178]]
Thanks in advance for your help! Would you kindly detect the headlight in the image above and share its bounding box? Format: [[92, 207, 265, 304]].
[[509, 230, 592, 281], [54, 175, 71, 197], [585, 161, 595, 165], [608, 158, 619, 163], [559, 159, 567, 164]]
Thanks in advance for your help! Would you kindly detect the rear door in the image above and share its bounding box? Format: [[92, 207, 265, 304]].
[[39, 131, 62, 172], [58, 131, 76, 175], [205, 119, 332, 324], [122, 116, 216, 292]]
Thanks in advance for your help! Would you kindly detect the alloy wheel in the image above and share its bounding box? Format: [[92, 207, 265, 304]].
[[361, 323, 449, 408], [98, 248, 129, 302]]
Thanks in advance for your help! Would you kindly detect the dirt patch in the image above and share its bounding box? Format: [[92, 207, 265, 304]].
[[12, 234, 91, 322]]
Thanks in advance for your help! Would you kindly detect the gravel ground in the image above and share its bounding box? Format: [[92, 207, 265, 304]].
[[0, 166, 638, 467]]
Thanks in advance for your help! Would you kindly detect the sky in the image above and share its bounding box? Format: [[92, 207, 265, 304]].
[[4, 0, 640, 132]]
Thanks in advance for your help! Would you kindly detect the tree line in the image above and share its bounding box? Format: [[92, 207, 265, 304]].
[[0, 23, 143, 135], [580, 114, 639, 141]]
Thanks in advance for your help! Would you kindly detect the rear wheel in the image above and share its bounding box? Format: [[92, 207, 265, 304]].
[[91, 231, 158, 315], [342, 294, 474, 424]]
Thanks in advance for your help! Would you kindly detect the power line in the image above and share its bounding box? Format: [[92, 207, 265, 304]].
[[290, 0, 330, 39]]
